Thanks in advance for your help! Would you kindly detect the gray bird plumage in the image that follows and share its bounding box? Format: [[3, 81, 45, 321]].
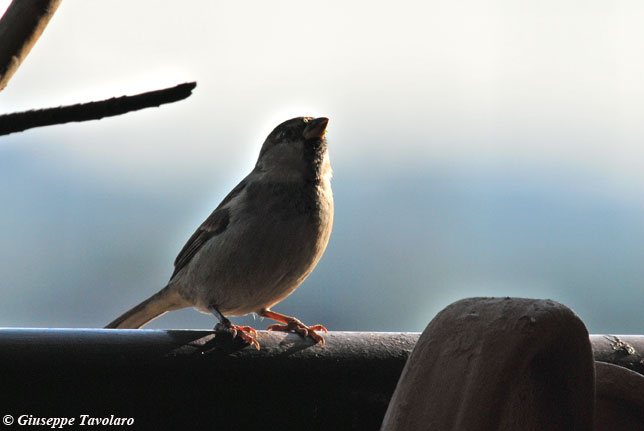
[[105, 117, 333, 348]]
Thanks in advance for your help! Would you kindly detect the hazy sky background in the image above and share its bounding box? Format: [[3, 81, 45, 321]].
[[1, 1, 644, 334]]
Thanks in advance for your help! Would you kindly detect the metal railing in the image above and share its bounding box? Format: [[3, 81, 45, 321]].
[[1, 328, 642, 430]]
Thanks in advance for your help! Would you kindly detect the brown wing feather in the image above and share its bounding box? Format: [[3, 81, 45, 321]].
[[170, 178, 247, 280]]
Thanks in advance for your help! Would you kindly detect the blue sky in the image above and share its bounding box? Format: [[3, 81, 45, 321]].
[[1, 1, 644, 334]]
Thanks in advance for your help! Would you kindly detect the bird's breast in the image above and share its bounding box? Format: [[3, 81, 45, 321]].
[[183, 178, 333, 315]]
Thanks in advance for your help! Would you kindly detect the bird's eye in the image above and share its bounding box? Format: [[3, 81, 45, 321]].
[[302, 118, 309, 123]]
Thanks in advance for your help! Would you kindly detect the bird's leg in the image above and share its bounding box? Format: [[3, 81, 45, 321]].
[[209, 305, 260, 350], [260, 309, 328, 346]]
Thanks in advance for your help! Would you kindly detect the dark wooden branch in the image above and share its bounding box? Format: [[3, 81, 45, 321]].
[[0, 0, 63, 91], [0, 81, 197, 136]]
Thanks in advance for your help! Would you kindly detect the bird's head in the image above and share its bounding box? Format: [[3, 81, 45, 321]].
[[255, 117, 330, 181]]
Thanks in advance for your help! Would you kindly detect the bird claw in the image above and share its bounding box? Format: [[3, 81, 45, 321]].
[[266, 319, 328, 346], [237, 325, 258, 338], [215, 322, 260, 350]]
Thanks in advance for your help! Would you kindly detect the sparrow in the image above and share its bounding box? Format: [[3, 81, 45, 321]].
[[105, 117, 333, 350]]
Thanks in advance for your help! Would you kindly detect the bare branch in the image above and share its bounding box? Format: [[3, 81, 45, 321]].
[[0, 82, 197, 136], [0, 0, 63, 91]]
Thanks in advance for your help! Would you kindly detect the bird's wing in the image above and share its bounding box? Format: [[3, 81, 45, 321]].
[[170, 178, 248, 280]]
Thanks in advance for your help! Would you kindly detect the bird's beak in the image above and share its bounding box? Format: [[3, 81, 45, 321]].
[[303, 117, 329, 140]]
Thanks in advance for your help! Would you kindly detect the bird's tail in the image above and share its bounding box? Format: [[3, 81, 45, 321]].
[[105, 284, 188, 329]]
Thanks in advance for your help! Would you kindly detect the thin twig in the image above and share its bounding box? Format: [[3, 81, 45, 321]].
[[0, 0, 63, 91], [0, 81, 197, 136]]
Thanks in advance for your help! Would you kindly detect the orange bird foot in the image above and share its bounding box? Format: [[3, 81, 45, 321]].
[[266, 318, 328, 346], [215, 321, 260, 350]]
